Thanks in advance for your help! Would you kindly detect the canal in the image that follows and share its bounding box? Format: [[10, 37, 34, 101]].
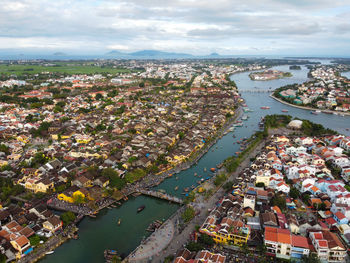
[[42, 62, 350, 263]]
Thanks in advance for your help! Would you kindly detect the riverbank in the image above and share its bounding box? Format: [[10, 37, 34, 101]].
[[121, 106, 243, 197], [270, 94, 350, 116], [149, 129, 270, 263]]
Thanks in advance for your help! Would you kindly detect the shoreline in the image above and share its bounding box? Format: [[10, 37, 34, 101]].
[[31, 105, 243, 263], [269, 94, 350, 116]]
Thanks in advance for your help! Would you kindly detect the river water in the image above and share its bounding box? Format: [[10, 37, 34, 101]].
[[42, 63, 350, 263]]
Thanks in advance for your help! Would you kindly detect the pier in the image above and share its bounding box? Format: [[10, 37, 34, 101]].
[[137, 189, 184, 204]]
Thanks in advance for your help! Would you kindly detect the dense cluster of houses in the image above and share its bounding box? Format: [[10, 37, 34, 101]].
[[278, 65, 350, 111], [0, 203, 62, 260], [195, 133, 350, 262]]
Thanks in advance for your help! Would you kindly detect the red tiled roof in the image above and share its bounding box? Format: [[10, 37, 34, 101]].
[[292, 235, 309, 248]]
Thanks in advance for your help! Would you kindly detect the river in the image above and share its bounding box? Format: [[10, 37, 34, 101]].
[[41, 62, 350, 263]]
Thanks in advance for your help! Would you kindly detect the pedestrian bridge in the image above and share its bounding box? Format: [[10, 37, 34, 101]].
[[240, 89, 272, 93], [138, 189, 184, 204]]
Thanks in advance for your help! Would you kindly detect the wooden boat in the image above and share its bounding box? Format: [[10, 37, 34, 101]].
[[204, 167, 207, 172], [176, 177, 179, 180], [168, 174, 173, 177], [194, 173, 197, 176], [210, 168, 216, 172], [46, 251, 54, 255], [174, 186, 179, 191], [118, 218, 121, 225], [260, 106, 270, 109], [137, 205, 145, 213], [281, 109, 289, 112], [184, 187, 190, 192]]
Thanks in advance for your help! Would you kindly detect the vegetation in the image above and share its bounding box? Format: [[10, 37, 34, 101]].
[[214, 173, 227, 186], [60, 211, 76, 226], [182, 206, 196, 223], [271, 193, 286, 211], [0, 177, 25, 202], [29, 235, 41, 247], [0, 63, 133, 76], [124, 168, 147, 183]]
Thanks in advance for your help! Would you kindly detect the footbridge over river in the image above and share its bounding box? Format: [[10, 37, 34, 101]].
[[240, 89, 272, 93], [137, 189, 184, 204]]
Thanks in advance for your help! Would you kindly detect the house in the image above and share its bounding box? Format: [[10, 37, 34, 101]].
[[10, 235, 32, 259], [309, 232, 329, 261], [94, 177, 110, 188], [261, 211, 278, 228], [291, 235, 310, 259], [43, 215, 62, 233], [264, 227, 292, 259], [333, 211, 348, 225]]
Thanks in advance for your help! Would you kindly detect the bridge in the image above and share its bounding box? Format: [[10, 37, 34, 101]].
[[240, 89, 273, 93], [137, 189, 184, 204]]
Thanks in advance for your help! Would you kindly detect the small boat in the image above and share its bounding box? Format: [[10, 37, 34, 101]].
[[184, 187, 190, 192], [175, 177, 179, 180], [174, 186, 179, 191], [210, 168, 216, 172], [204, 167, 207, 172], [310, 111, 320, 115], [46, 251, 54, 255], [107, 206, 112, 209], [118, 218, 121, 225], [260, 106, 270, 109], [168, 174, 173, 177], [281, 109, 289, 112], [194, 173, 197, 176], [137, 205, 145, 213]]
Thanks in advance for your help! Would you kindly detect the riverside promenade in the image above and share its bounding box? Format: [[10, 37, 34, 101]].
[[270, 94, 350, 116]]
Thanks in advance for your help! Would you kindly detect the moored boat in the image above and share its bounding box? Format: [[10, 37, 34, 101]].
[[260, 106, 270, 109], [46, 251, 54, 255], [137, 205, 145, 213], [281, 109, 288, 112]]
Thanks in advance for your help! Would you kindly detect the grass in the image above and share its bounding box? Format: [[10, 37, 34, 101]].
[[0, 63, 133, 75]]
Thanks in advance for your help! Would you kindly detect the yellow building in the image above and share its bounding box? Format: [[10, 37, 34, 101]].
[[58, 187, 92, 203], [255, 175, 270, 187]]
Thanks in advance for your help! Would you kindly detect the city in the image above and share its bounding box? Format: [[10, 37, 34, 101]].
[[1, 1, 350, 263]]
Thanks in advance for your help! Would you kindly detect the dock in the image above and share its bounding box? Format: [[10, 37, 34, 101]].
[[137, 189, 183, 204]]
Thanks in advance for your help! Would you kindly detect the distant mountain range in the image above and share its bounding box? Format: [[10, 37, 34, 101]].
[[104, 49, 228, 59]]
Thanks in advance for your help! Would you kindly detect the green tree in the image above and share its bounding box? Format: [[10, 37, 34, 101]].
[[60, 211, 76, 226], [29, 235, 41, 246], [182, 206, 195, 223], [290, 187, 300, 199], [185, 241, 203, 252]]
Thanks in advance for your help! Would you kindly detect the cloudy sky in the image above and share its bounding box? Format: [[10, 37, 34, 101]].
[[1, 0, 350, 56]]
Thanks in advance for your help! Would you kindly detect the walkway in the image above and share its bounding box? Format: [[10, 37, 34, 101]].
[[137, 189, 183, 204], [127, 220, 175, 262]]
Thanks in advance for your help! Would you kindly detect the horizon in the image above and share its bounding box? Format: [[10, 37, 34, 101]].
[[0, 0, 350, 57]]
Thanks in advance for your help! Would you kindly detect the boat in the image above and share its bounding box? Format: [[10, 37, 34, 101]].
[[137, 205, 145, 213], [204, 167, 207, 172], [281, 109, 289, 112], [184, 187, 189, 192], [118, 218, 121, 225], [46, 251, 54, 255], [168, 174, 173, 177], [174, 186, 179, 191], [210, 168, 216, 172], [194, 173, 197, 176], [241, 115, 248, 121], [310, 110, 320, 115], [175, 177, 179, 180], [260, 106, 270, 109]]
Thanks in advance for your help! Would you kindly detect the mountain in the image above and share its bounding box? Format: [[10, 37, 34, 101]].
[[105, 49, 193, 58], [208, 52, 220, 57], [105, 50, 125, 56], [53, 52, 67, 56]]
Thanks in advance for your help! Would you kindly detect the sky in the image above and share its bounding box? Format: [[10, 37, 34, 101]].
[[0, 0, 350, 56]]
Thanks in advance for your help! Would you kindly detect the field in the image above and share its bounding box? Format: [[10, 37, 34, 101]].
[[0, 63, 134, 75]]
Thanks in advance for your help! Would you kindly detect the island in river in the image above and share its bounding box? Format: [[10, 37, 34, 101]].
[[249, 69, 292, 81]]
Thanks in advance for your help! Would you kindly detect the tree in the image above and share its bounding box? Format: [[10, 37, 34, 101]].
[[29, 235, 41, 246], [290, 187, 300, 199], [301, 254, 321, 263], [182, 206, 195, 223], [185, 241, 203, 252], [60, 211, 76, 226], [255, 182, 265, 188], [198, 234, 214, 246], [271, 194, 286, 211]]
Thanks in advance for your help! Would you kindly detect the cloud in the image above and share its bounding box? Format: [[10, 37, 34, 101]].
[[0, 0, 349, 55]]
